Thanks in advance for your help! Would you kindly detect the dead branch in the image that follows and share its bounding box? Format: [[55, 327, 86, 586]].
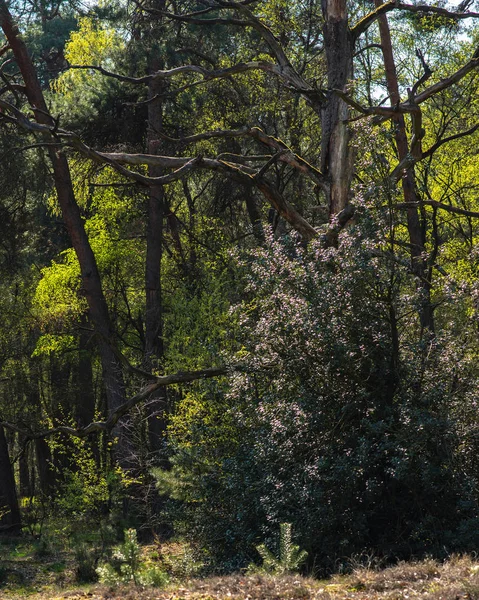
[[154, 125, 325, 188], [69, 61, 281, 86], [414, 55, 479, 104]]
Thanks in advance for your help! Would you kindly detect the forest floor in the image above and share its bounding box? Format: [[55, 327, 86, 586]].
[[1, 547, 479, 600]]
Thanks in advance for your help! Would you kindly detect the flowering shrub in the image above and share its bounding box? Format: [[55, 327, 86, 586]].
[[160, 221, 479, 572]]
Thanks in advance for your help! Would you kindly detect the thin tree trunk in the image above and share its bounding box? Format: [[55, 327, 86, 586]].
[[75, 325, 95, 428], [145, 47, 167, 457], [18, 435, 32, 498], [35, 437, 54, 496], [29, 371, 56, 495], [373, 0, 435, 335]]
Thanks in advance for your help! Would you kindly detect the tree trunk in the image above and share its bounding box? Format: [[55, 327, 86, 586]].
[[0, 425, 21, 532], [29, 372, 56, 495], [18, 435, 33, 498], [145, 24, 168, 457], [373, 0, 435, 335], [75, 325, 95, 428], [35, 437, 55, 496], [321, 0, 355, 216]]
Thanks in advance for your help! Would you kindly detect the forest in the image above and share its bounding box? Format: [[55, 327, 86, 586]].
[[1, 0, 479, 597]]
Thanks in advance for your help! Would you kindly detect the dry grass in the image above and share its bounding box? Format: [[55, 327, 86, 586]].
[[3, 555, 479, 599]]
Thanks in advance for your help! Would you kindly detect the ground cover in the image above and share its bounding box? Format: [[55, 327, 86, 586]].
[[1, 540, 479, 600]]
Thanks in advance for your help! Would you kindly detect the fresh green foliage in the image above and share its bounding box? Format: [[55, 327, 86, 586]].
[[250, 523, 308, 575], [2, 0, 479, 580], [96, 529, 169, 588]]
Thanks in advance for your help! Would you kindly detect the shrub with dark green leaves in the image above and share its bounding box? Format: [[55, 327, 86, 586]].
[[158, 220, 479, 572]]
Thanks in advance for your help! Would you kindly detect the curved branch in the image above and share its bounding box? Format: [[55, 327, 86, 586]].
[[395, 200, 479, 218], [154, 125, 326, 188], [337, 49, 479, 119], [0, 97, 322, 240], [99, 150, 319, 239], [1, 365, 243, 441], [68, 60, 323, 103], [138, 0, 317, 99], [353, 1, 479, 39], [157, 126, 250, 144], [423, 123, 479, 159], [69, 61, 269, 84], [414, 56, 479, 104]]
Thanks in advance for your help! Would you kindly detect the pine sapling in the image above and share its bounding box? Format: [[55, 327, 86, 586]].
[[254, 523, 308, 575]]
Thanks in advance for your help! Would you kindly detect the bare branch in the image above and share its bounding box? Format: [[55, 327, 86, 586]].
[[69, 61, 274, 84], [216, 153, 272, 163], [414, 55, 479, 104], [353, 1, 479, 39], [248, 127, 324, 184], [156, 126, 250, 144], [395, 200, 479, 218], [95, 149, 321, 238], [136, 4, 250, 27], [337, 49, 479, 119], [68, 60, 324, 103], [0, 92, 322, 240], [411, 48, 432, 96], [155, 126, 325, 188], [334, 88, 421, 118], [136, 0, 321, 102], [253, 150, 285, 179], [423, 123, 479, 159], [354, 43, 383, 57]]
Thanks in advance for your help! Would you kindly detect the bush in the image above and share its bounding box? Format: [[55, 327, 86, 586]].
[[158, 222, 479, 571], [33, 534, 55, 558]]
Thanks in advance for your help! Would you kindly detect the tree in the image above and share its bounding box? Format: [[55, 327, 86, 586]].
[[0, 0, 479, 569], [0, 1, 128, 459]]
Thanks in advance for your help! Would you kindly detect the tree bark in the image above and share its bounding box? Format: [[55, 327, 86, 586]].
[[145, 5, 168, 457], [321, 0, 355, 216], [0, 425, 21, 532], [75, 325, 95, 428], [373, 0, 435, 335], [18, 434, 33, 498], [35, 437, 55, 496]]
